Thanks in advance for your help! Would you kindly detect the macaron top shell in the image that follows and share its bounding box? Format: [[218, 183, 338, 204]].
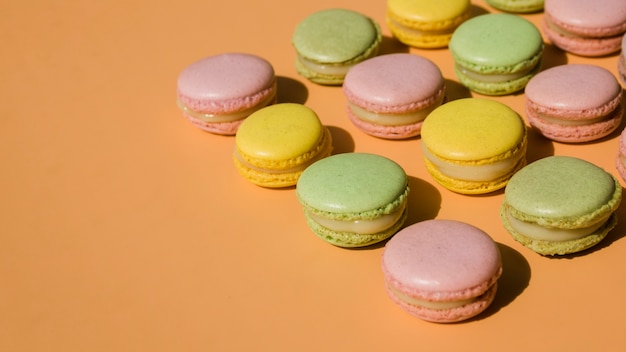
[[177, 53, 275, 113], [421, 98, 526, 162], [235, 103, 325, 167], [505, 156, 621, 226], [545, 0, 626, 36], [382, 219, 501, 301], [343, 54, 444, 113], [449, 14, 543, 73], [296, 153, 408, 217], [292, 9, 380, 64], [525, 64, 622, 118], [387, 0, 470, 27]]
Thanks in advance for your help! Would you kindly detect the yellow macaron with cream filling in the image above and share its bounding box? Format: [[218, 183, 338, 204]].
[[420, 98, 527, 194], [234, 103, 333, 188]]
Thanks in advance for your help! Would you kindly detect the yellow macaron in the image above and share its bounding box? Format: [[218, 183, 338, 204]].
[[386, 0, 471, 48], [420, 98, 527, 194], [233, 103, 333, 188]]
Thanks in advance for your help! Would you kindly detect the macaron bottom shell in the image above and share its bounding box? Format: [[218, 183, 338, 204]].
[[454, 63, 541, 96], [347, 110, 423, 139]]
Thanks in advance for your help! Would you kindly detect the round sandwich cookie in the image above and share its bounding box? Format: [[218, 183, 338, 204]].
[[296, 153, 409, 247], [501, 156, 622, 256], [386, 0, 471, 48], [342, 53, 445, 140], [525, 64, 623, 143], [233, 103, 333, 188], [543, 0, 626, 57], [449, 14, 544, 96], [382, 219, 502, 323], [618, 35, 626, 86], [420, 98, 527, 195], [617, 128, 626, 183], [485, 0, 544, 13], [292, 8, 382, 85], [176, 53, 276, 135]]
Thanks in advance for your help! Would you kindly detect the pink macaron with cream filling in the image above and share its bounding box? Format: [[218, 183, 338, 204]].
[[342, 53, 445, 139], [616, 127, 626, 183], [525, 64, 623, 143], [543, 0, 626, 57], [381, 219, 502, 323], [177, 53, 277, 135]]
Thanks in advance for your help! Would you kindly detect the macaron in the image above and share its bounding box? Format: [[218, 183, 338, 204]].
[[382, 219, 502, 323], [342, 53, 445, 139], [449, 14, 544, 96], [176, 53, 276, 135], [233, 103, 333, 188], [485, 0, 544, 13], [296, 153, 409, 247], [525, 64, 623, 143], [292, 8, 382, 85], [618, 35, 626, 85], [420, 98, 527, 194], [616, 127, 626, 183], [386, 0, 471, 48], [543, 0, 626, 57], [501, 156, 622, 256]]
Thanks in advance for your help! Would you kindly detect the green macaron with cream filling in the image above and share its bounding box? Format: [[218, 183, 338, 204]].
[[501, 156, 621, 255], [296, 153, 409, 247]]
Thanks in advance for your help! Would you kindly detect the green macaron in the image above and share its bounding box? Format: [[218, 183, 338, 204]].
[[296, 153, 409, 247], [292, 8, 382, 85], [501, 156, 622, 256], [449, 13, 543, 95]]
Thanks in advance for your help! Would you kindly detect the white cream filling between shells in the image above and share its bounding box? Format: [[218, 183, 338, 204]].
[[308, 200, 407, 234], [505, 209, 610, 241]]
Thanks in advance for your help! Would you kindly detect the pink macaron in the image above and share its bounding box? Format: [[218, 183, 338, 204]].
[[381, 219, 502, 323], [619, 35, 626, 86], [176, 53, 277, 135], [342, 53, 445, 139], [616, 128, 626, 183], [525, 64, 623, 143], [543, 0, 626, 57]]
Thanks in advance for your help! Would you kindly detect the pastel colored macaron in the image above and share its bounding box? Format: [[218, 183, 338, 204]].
[[615, 127, 626, 183], [342, 54, 445, 139], [233, 103, 333, 188], [420, 98, 527, 194], [485, 0, 544, 13], [525, 64, 623, 143], [382, 219, 502, 323], [292, 8, 382, 85], [543, 0, 626, 57], [386, 0, 471, 48], [618, 35, 626, 86], [296, 153, 409, 247], [177, 53, 276, 135], [449, 14, 544, 95], [501, 156, 622, 256]]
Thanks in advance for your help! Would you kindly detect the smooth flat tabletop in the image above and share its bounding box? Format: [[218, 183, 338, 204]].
[[2, 1, 625, 351]]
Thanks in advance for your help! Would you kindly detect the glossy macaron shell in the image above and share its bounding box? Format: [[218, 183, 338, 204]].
[[449, 14, 543, 95], [233, 103, 332, 188], [421, 98, 527, 194], [292, 8, 382, 85], [342, 53, 445, 139], [543, 0, 626, 56], [525, 64, 623, 143], [296, 153, 409, 247], [485, 0, 544, 13], [386, 0, 471, 48], [177, 53, 276, 134], [502, 156, 622, 255], [382, 219, 502, 323]]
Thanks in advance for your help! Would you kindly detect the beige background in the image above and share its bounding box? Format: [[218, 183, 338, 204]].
[[2, 0, 626, 351]]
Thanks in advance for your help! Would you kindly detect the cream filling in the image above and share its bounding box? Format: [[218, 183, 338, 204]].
[[348, 95, 442, 126], [389, 18, 455, 37], [422, 144, 521, 182], [308, 200, 406, 235], [388, 282, 476, 310], [532, 111, 612, 126], [177, 90, 276, 123], [297, 55, 354, 76], [456, 64, 533, 83], [506, 209, 609, 241]]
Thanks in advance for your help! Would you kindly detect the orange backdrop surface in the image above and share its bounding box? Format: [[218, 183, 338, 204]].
[[2, 1, 626, 351]]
